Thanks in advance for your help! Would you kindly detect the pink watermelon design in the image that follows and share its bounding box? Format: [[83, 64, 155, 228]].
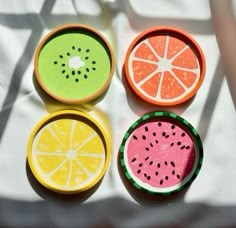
[[120, 111, 203, 195]]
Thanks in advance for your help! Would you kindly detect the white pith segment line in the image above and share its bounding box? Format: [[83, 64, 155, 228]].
[[45, 158, 67, 178], [47, 126, 66, 150], [69, 120, 77, 150], [132, 57, 158, 65], [77, 153, 105, 158], [74, 132, 96, 153], [75, 158, 92, 178], [35, 151, 67, 155], [65, 160, 72, 187], [172, 65, 199, 74], [155, 36, 170, 98]]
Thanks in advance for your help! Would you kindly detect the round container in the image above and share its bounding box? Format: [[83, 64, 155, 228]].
[[124, 26, 205, 106], [27, 110, 111, 194], [119, 111, 203, 195], [34, 24, 114, 104]]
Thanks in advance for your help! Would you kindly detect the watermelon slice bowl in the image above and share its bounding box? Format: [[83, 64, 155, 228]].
[[119, 111, 203, 196]]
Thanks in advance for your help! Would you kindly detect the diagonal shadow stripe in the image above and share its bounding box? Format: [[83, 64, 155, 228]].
[[0, 0, 56, 142], [197, 59, 224, 141]]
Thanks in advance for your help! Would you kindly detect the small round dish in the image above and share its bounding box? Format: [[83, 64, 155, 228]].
[[124, 26, 205, 106], [34, 24, 114, 104], [27, 110, 111, 194], [119, 111, 203, 195]]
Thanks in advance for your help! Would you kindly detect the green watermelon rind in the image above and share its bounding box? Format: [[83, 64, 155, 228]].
[[119, 111, 203, 196]]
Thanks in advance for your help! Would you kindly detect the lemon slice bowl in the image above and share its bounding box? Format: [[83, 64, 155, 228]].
[[27, 110, 111, 194]]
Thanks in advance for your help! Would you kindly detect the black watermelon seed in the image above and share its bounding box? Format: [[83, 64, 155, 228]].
[[165, 135, 169, 139], [153, 132, 156, 136], [85, 56, 89, 60], [62, 70, 65, 74], [155, 171, 158, 176], [131, 158, 136, 162], [54, 61, 57, 64], [142, 135, 146, 140], [67, 52, 70, 56], [72, 46, 75, 50], [145, 147, 149, 151], [171, 161, 175, 167], [158, 122, 162, 127], [75, 78, 79, 82], [162, 132, 166, 137], [66, 75, 69, 79], [86, 49, 90, 53], [78, 48, 81, 52], [171, 124, 175, 129], [59, 55, 63, 58], [86, 68, 90, 72], [144, 173, 147, 177], [165, 176, 168, 180], [137, 170, 141, 174], [177, 174, 180, 179], [172, 132, 176, 136], [145, 126, 148, 132], [139, 163, 143, 167], [177, 141, 181, 146], [155, 140, 158, 144], [77, 71, 81, 74], [145, 156, 149, 161], [150, 142, 153, 147], [92, 61, 96, 64], [157, 163, 160, 168], [84, 75, 88, 79], [160, 179, 163, 185], [186, 146, 190, 150], [133, 135, 138, 140], [147, 176, 151, 180], [164, 161, 168, 166], [170, 142, 174, 147], [92, 67, 96, 71], [172, 170, 175, 175], [62, 63, 65, 67], [149, 161, 153, 165], [181, 145, 185, 150], [181, 133, 186, 137]]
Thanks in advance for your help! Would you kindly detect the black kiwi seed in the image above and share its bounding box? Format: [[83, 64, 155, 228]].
[[67, 52, 70, 56], [54, 61, 57, 65], [62, 63, 65, 67], [86, 68, 90, 72], [85, 56, 89, 60], [92, 67, 96, 71], [62, 70, 65, 74], [59, 55, 63, 58], [77, 71, 81, 75], [78, 48, 81, 52], [66, 75, 69, 79], [84, 75, 88, 79], [72, 71, 75, 75], [92, 61, 96, 64], [72, 46, 75, 50], [86, 49, 90, 53], [75, 78, 79, 82]]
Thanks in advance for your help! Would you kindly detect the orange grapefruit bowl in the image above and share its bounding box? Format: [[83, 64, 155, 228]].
[[124, 27, 206, 106]]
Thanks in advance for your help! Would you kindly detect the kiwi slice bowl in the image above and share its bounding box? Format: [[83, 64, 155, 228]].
[[34, 24, 115, 104]]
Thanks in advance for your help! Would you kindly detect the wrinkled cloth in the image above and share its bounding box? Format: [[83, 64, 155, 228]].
[[0, 0, 235, 227]]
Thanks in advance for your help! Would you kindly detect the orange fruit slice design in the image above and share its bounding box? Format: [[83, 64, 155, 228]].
[[126, 28, 205, 106]]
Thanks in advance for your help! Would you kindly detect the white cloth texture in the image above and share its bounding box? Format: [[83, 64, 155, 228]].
[[0, 0, 235, 227]]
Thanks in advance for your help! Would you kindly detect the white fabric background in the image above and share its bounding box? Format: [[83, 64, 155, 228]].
[[0, 0, 235, 226]]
